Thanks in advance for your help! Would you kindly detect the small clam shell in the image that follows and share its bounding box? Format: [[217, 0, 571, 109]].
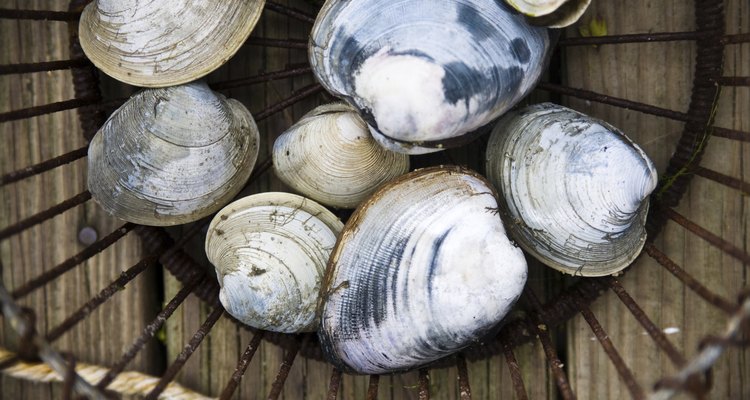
[[87, 81, 259, 226], [206, 193, 343, 333], [273, 103, 410, 208], [505, 0, 591, 28], [309, 0, 551, 154], [485, 103, 658, 276], [79, 0, 264, 87], [319, 166, 527, 374]]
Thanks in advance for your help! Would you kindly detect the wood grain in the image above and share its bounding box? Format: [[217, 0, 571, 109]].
[[564, 1, 749, 399], [0, 1, 159, 399]]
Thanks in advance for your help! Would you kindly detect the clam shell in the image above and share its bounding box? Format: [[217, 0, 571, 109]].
[[273, 103, 410, 208], [485, 103, 658, 276], [206, 193, 343, 333], [319, 166, 528, 374], [79, 0, 264, 87], [505, 0, 591, 28], [87, 81, 259, 226], [309, 0, 551, 154]]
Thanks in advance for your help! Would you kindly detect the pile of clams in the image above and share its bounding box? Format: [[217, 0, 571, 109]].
[[79, 0, 659, 376]]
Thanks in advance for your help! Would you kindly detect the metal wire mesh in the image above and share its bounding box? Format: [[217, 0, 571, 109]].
[[0, 0, 748, 399]]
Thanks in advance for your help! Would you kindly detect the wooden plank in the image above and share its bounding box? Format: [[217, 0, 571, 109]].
[[564, 1, 749, 399], [0, 1, 159, 399]]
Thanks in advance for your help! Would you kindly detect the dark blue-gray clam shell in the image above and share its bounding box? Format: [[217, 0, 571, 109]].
[[309, 0, 551, 154], [318, 166, 528, 374]]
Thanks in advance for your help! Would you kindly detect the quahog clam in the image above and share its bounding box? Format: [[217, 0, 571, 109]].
[[485, 103, 658, 276], [319, 166, 528, 374], [273, 103, 410, 209], [79, 0, 264, 87], [205, 193, 343, 333], [87, 81, 259, 226], [309, 0, 552, 154], [504, 0, 591, 28]]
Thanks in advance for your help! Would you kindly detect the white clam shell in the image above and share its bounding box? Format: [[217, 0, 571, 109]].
[[309, 0, 551, 154], [505, 0, 591, 28], [206, 193, 344, 333], [87, 81, 259, 226], [319, 166, 528, 374], [485, 103, 658, 276], [273, 103, 410, 209], [79, 0, 265, 87]]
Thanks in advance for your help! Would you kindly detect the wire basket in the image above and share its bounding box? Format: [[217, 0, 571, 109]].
[[1, 0, 748, 399]]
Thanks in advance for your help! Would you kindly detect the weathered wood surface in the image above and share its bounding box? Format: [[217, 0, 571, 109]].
[[0, 0, 159, 399], [564, 1, 749, 399], [0, 0, 748, 399]]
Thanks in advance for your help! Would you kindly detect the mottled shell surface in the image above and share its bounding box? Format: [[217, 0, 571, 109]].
[[87, 81, 259, 226], [505, 0, 591, 28], [273, 103, 410, 209], [206, 193, 343, 333], [485, 103, 658, 276], [309, 0, 551, 154], [79, 0, 265, 87], [319, 166, 528, 374]]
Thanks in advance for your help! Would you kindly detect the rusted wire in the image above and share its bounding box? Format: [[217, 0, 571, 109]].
[[144, 299, 225, 400], [265, 1, 316, 24], [0, 146, 88, 186], [0, 274, 105, 399], [723, 33, 750, 44], [500, 336, 529, 400], [61, 353, 76, 400], [218, 331, 265, 400], [211, 66, 313, 91], [456, 354, 472, 400], [644, 243, 736, 313], [326, 368, 343, 400], [651, 290, 750, 399], [694, 166, 750, 196], [418, 369, 430, 400], [12, 223, 135, 299], [246, 38, 307, 49], [712, 126, 750, 142], [96, 272, 205, 391], [255, 84, 324, 121], [266, 336, 305, 400], [607, 278, 687, 366], [0, 97, 99, 123], [536, 83, 692, 122], [717, 76, 750, 86], [558, 31, 708, 46], [0, 9, 80, 21], [524, 290, 577, 400], [0, 59, 89, 75], [663, 207, 750, 265], [366, 375, 380, 400], [0, 190, 92, 241], [45, 256, 158, 343], [573, 293, 645, 399]]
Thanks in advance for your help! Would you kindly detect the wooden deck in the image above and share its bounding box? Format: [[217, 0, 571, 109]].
[[1, 0, 747, 398]]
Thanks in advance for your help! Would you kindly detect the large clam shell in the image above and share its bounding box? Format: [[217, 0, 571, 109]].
[[273, 103, 410, 209], [505, 0, 591, 28], [87, 81, 259, 226], [206, 193, 343, 333], [485, 103, 658, 276], [319, 166, 528, 374], [309, 0, 551, 154], [79, 0, 264, 87]]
